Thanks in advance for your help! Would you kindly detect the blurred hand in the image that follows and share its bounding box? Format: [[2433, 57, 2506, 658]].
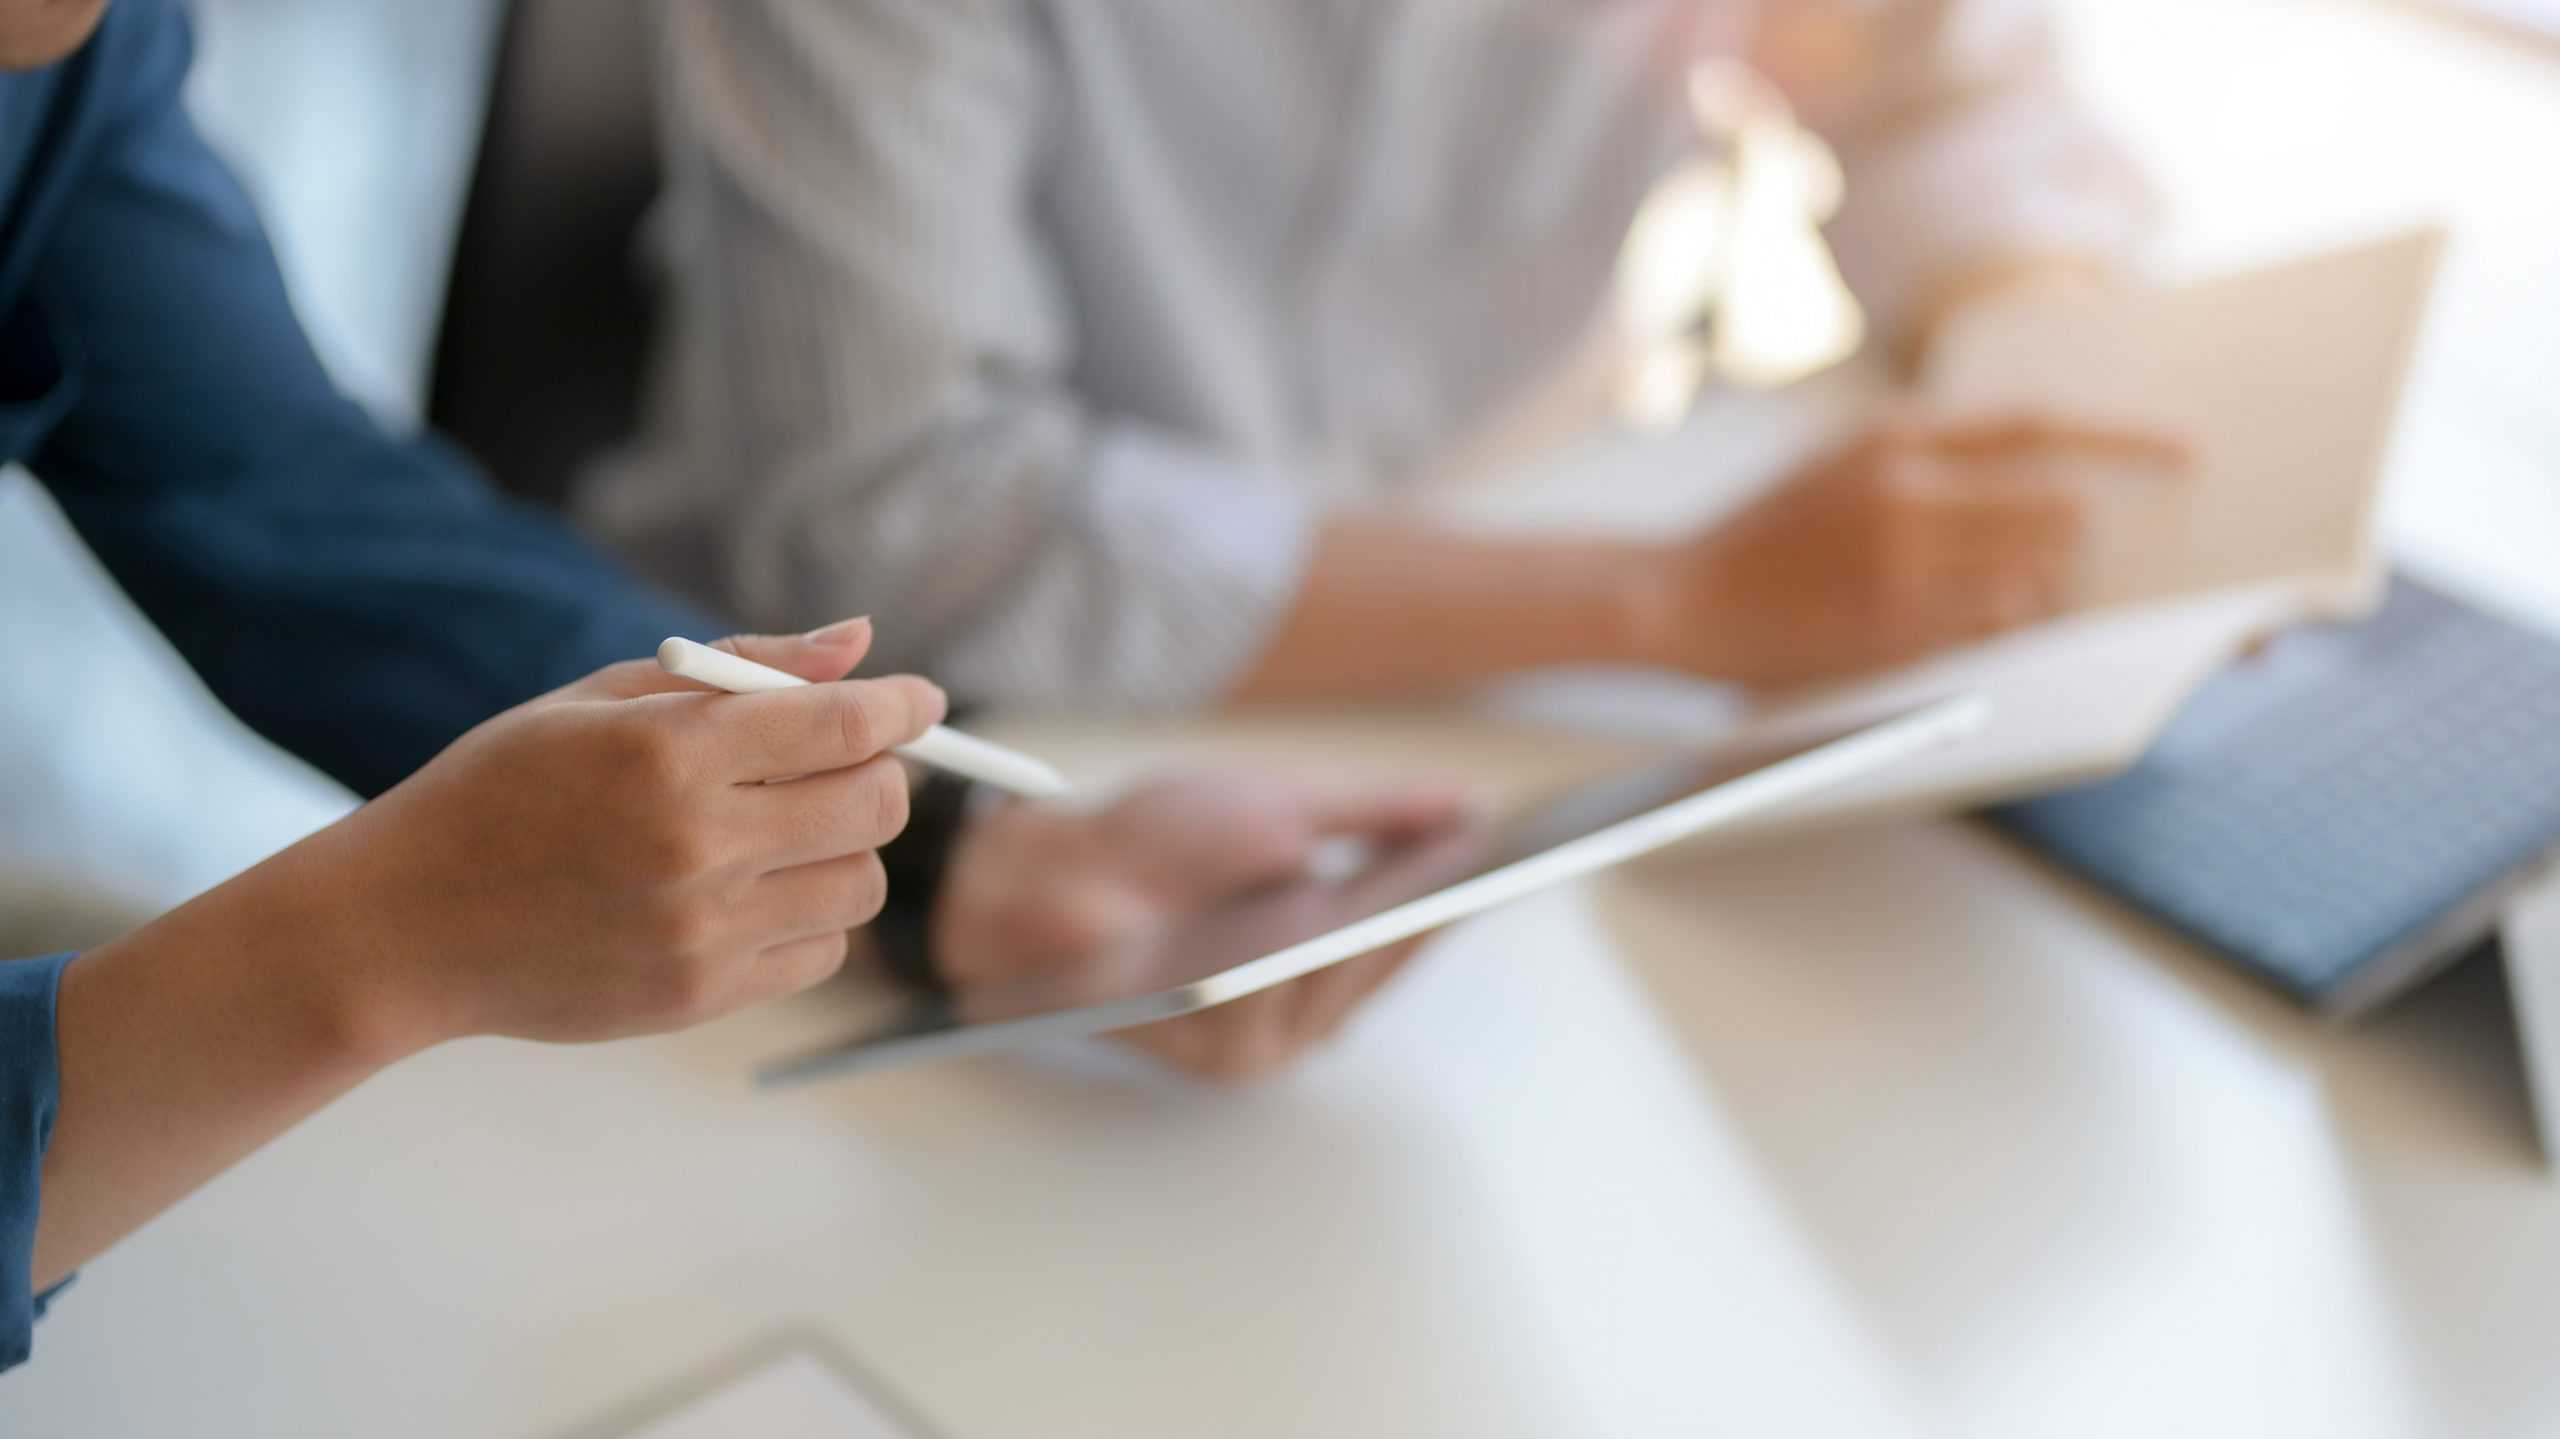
[[1647, 413, 2192, 689], [931, 774, 1476, 1082], [278, 618, 945, 1049]]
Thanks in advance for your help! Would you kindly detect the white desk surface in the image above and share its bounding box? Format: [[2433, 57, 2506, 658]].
[[8, 2, 2558, 1435]]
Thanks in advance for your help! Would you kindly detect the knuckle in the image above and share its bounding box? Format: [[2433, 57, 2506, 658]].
[[833, 690, 882, 762], [907, 677, 950, 733], [859, 759, 913, 841], [845, 852, 891, 927], [609, 716, 691, 791], [647, 892, 724, 962], [674, 896, 727, 956], [658, 956, 728, 1022], [638, 817, 721, 882], [799, 933, 855, 988]]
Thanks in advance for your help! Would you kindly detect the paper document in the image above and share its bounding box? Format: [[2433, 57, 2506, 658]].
[[1927, 229, 2442, 617], [1722, 228, 2446, 827]]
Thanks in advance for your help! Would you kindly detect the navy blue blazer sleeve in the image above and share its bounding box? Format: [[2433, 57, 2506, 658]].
[[25, 0, 720, 799], [0, 954, 74, 1372], [1, 1, 715, 1373], [1, 3, 962, 1374]]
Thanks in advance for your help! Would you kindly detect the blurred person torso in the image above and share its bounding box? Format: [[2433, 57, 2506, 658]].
[[592, 0, 2145, 706], [1013, 0, 1734, 495]]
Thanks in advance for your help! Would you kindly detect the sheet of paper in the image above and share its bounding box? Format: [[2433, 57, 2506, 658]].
[[1705, 230, 2448, 825], [1926, 228, 2443, 616], [1427, 231, 2446, 826], [1717, 582, 2306, 833], [617, 1350, 927, 1439]]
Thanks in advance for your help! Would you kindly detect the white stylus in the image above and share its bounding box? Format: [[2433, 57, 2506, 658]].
[[656, 637, 1070, 799]]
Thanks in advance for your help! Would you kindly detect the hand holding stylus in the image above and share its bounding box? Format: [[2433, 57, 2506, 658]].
[[657, 637, 1069, 799]]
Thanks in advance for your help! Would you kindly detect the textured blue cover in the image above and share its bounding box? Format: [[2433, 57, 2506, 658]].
[[1991, 576, 2560, 1003]]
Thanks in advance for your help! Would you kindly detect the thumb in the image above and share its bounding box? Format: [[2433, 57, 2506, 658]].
[[1302, 784, 1481, 844], [1178, 783, 1479, 898], [714, 616, 874, 683]]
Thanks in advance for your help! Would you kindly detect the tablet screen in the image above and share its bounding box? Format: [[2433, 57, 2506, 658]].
[[762, 697, 1981, 1083]]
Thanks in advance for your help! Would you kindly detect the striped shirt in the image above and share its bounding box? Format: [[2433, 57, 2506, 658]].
[[581, 0, 2151, 710]]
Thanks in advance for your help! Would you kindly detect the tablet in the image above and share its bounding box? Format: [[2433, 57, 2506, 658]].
[[759, 694, 1990, 1086]]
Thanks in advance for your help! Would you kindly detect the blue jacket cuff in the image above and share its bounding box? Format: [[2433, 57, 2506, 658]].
[[1, 952, 76, 1372]]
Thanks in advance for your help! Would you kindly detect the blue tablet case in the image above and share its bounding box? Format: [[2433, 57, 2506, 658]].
[[1989, 575, 2560, 1014]]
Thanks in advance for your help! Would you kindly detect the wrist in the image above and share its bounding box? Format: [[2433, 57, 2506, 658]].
[[1497, 538, 1693, 672], [69, 853, 432, 1116], [34, 834, 445, 1289], [220, 828, 458, 1071]]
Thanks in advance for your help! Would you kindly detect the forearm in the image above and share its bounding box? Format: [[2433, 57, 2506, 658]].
[[1223, 519, 1673, 705], [33, 836, 423, 1289], [30, 619, 953, 1291]]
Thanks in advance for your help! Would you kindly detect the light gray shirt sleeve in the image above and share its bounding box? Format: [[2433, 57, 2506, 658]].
[[596, 0, 2147, 713], [1795, 0, 2159, 332], [617, 0, 1316, 711]]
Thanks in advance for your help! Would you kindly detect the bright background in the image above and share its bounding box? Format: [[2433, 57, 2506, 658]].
[[0, 2, 2555, 1435]]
